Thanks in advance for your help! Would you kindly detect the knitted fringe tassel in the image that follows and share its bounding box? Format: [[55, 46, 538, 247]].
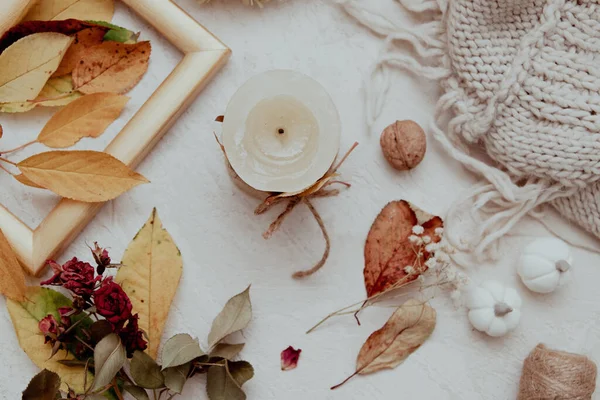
[[338, 0, 577, 262]]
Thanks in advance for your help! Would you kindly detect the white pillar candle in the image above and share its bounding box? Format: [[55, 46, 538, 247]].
[[222, 70, 341, 193]]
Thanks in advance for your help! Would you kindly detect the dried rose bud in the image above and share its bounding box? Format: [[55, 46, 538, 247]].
[[94, 277, 133, 326], [41, 258, 99, 298], [281, 346, 301, 371], [91, 242, 112, 275]]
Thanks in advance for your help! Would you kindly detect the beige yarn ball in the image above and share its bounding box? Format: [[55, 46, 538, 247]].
[[518, 344, 597, 400], [380, 120, 426, 171]]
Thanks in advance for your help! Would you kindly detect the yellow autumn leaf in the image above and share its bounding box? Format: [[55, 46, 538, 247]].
[[7, 287, 93, 393], [0, 228, 26, 301], [14, 174, 45, 189], [0, 33, 73, 103], [0, 76, 82, 113], [24, 0, 115, 22], [116, 209, 183, 358], [17, 150, 149, 202], [38, 93, 129, 148]]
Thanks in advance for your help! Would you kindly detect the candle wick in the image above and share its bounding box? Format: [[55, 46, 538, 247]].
[[278, 128, 285, 135]]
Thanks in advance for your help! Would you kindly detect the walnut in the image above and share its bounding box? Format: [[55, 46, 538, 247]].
[[380, 120, 426, 170]]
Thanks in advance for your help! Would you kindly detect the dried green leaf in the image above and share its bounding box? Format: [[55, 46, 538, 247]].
[[207, 361, 246, 400], [210, 343, 245, 360], [208, 286, 252, 349], [228, 361, 254, 387], [92, 334, 126, 391], [122, 383, 149, 400], [332, 299, 436, 389], [163, 362, 191, 394], [161, 334, 204, 370], [22, 369, 61, 400], [130, 351, 165, 389], [87, 21, 139, 43]]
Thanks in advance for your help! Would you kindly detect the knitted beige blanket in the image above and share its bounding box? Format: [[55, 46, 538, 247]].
[[341, 0, 600, 258]]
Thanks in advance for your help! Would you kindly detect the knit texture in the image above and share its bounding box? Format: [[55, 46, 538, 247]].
[[340, 0, 600, 255]]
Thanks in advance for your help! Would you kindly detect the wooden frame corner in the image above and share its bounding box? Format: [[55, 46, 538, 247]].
[[0, 0, 230, 276]]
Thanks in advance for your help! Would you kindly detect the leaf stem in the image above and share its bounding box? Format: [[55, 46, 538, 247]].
[[0, 156, 16, 165], [0, 162, 15, 176], [113, 378, 124, 400], [0, 140, 36, 155]]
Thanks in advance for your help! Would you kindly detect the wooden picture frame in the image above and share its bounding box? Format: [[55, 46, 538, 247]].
[[0, 0, 230, 276]]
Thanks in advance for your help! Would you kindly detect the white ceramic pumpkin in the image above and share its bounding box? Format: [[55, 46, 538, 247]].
[[517, 238, 573, 294], [466, 281, 522, 337]]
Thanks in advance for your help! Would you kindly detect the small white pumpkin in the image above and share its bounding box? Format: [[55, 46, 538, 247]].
[[466, 281, 522, 337], [517, 238, 573, 294]]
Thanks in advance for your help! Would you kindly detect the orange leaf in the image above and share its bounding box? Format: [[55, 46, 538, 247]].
[[72, 41, 151, 94], [53, 27, 107, 77], [363, 201, 443, 297], [18, 150, 148, 202], [14, 174, 44, 189], [0, 228, 27, 300]]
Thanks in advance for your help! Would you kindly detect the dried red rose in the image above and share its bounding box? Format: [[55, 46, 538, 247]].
[[281, 346, 302, 371], [39, 315, 59, 344], [41, 258, 98, 297], [119, 314, 147, 357], [94, 277, 133, 326]]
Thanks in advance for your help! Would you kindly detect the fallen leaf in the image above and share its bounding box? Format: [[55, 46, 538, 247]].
[[92, 333, 126, 391], [332, 299, 436, 389], [6, 287, 93, 393], [161, 334, 204, 369], [73, 41, 151, 94], [0, 228, 26, 300], [0, 75, 83, 113], [130, 351, 164, 389], [123, 384, 149, 400], [364, 200, 443, 297], [208, 286, 252, 349], [0, 33, 73, 103], [22, 369, 61, 400], [37, 93, 129, 148], [54, 27, 107, 77], [210, 343, 245, 360], [280, 346, 301, 371], [228, 361, 254, 386], [14, 174, 44, 188], [0, 20, 102, 54], [163, 363, 191, 394], [24, 0, 115, 22], [116, 209, 182, 358], [17, 150, 148, 202], [207, 361, 246, 400], [88, 21, 139, 44]]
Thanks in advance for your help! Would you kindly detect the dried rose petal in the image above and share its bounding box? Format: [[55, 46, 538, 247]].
[[281, 346, 301, 371]]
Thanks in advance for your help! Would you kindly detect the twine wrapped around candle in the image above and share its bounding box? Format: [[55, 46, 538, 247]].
[[518, 344, 597, 400]]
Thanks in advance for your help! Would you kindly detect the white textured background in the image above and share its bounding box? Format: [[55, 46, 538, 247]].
[[2, 1, 600, 399]]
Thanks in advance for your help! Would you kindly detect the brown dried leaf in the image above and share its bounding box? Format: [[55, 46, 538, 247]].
[[24, 0, 115, 22], [332, 299, 436, 389], [54, 27, 107, 77], [17, 150, 148, 202], [0, 20, 103, 55], [0, 228, 27, 300], [37, 92, 129, 148], [364, 200, 443, 297], [73, 41, 151, 94]]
